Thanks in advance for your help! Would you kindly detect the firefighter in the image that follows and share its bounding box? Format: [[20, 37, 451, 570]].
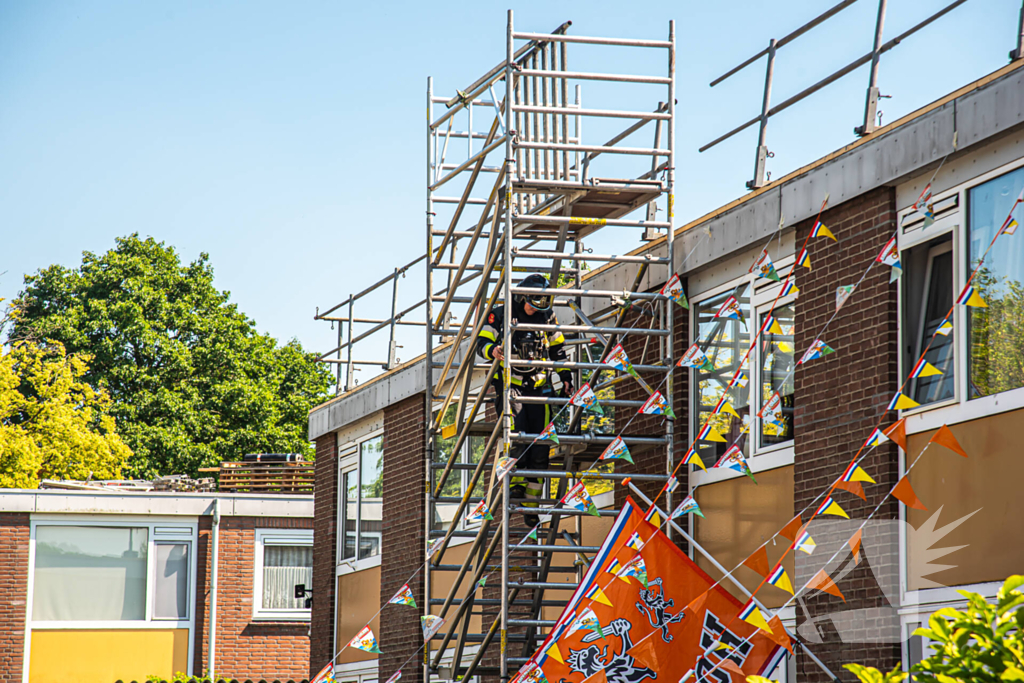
[[476, 273, 574, 527]]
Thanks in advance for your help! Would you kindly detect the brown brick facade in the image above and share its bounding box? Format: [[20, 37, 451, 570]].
[[380, 395, 427, 683], [0, 513, 30, 683], [311, 431, 339, 678], [615, 295, 689, 545], [193, 516, 313, 680], [794, 186, 901, 682]]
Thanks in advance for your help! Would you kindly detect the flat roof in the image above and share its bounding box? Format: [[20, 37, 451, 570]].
[[0, 488, 314, 517]]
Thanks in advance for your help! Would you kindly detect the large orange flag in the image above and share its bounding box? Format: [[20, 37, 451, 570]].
[[520, 499, 784, 683]]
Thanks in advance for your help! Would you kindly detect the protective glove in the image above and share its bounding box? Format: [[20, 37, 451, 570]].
[[559, 371, 575, 399]]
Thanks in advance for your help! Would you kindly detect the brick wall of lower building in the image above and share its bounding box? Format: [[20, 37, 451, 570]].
[[194, 515, 313, 680], [794, 186, 901, 682], [311, 431, 339, 678], [380, 395, 427, 683], [0, 513, 30, 683]]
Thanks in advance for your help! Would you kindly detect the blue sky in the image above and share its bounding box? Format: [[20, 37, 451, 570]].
[[1, 0, 1017, 379]]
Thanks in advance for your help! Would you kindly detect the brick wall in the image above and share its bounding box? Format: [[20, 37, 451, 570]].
[[0, 513, 30, 683], [794, 186, 901, 682], [380, 395, 427, 683], [614, 295, 689, 545], [311, 431, 339, 678], [194, 515, 313, 680]]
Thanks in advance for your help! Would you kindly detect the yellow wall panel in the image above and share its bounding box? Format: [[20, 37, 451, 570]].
[[906, 409, 1024, 589], [337, 567, 381, 665], [30, 629, 188, 683], [693, 466, 795, 608]]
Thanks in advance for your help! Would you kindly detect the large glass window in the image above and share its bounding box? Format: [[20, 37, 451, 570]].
[[967, 166, 1024, 399], [33, 526, 149, 621], [30, 523, 195, 625], [694, 283, 752, 464]]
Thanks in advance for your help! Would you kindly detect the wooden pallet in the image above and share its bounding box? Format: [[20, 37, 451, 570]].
[[199, 462, 314, 494]]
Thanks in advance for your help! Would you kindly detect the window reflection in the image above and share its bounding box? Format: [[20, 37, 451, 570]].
[[759, 302, 795, 449]]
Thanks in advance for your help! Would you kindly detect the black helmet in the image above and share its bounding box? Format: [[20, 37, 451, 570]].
[[518, 273, 552, 311]]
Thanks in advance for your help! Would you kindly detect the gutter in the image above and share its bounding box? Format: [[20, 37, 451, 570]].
[[208, 498, 221, 678]]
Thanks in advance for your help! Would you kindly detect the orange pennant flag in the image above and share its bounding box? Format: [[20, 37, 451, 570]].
[[834, 479, 866, 501], [684, 590, 708, 617], [848, 528, 863, 565], [930, 425, 968, 458], [627, 633, 662, 671], [883, 419, 906, 451], [742, 546, 770, 578], [778, 515, 803, 542], [809, 569, 845, 601], [766, 616, 793, 653], [582, 669, 608, 683], [719, 659, 746, 678], [892, 476, 927, 510]]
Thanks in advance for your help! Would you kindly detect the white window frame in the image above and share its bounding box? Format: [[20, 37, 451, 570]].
[[252, 528, 313, 622], [337, 430, 384, 574], [897, 156, 1024, 438], [688, 260, 797, 488], [24, 515, 199, 682]]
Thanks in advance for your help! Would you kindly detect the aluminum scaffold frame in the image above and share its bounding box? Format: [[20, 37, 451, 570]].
[[423, 13, 676, 683]]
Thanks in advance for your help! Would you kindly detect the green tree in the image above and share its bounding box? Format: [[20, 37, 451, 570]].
[[0, 334, 131, 488], [842, 575, 1024, 683], [11, 234, 333, 478]]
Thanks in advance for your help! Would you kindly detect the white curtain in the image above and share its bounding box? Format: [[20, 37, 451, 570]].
[[263, 545, 313, 610], [33, 526, 148, 621]]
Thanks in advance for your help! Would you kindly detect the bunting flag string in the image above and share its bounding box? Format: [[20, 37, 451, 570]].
[[956, 283, 987, 308], [715, 295, 743, 320], [929, 424, 968, 458], [836, 284, 855, 311], [388, 584, 418, 608], [811, 220, 837, 241], [751, 249, 782, 282], [891, 476, 927, 510], [677, 343, 713, 370], [599, 436, 633, 463], [808, 569, 845, 601], [670, 493, 704, 519], [421, 615, 446, 641], [348, 625, 381, 654], [639, 390, 675, 418], [798, 339, 835, 365], [767, 564, 794, 594], [741, 546, 770, 577], [660, 272, 690, 308]]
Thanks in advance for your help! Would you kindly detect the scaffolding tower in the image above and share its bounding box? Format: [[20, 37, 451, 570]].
[[424, 12, 676, 683]]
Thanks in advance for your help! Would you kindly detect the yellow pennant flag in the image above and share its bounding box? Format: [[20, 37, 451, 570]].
[[720, 401, 741, 419], [547, 642, 565, 664], [817, 495, 850, 519], [584, 584, 613, 607], [739, 602, 773, 635], [848, 465, 875, 484]]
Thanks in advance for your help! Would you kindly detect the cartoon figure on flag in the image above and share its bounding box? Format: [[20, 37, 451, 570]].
[[678, 343, 713, 370], [311, 662, 336, 683], [570, 383, 602, 414], [877, 235, 902, 281], [495, 456, 517, 481], [384, 671, 402, 683], [836, 284, 855, 311], [600, 436, 633, 464], [758, 392, 784, 429], [421, 615, 446, 641], [606, 343, 639, 378], [750, 249, 781, 282], [467, 499, 494, 523], [660, 273, 689, 308], [348, 625, 381, 653], [712, 444, 755, 481], [563, 481, 600, 516], [640, 390, 675, 419], [616, 555, 649, 587], [671, 494, 704, 519], [715, 295, 743, 320], [389, 584, 417, 608], [567, 607, 605, 638], [538, 421, 560, 444], [798, 339, 834, 365]]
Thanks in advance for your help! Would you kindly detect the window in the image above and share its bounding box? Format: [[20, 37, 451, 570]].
[[338, 433, 383, 565], [691, 271, 796, 470], [433, 428, 490, 532], [29, 522, 195, 625], [254, 529, 313, 621], [901, 235, 956, 406], [898, 163, 1024, 421], [966, 166, 1024, 399]]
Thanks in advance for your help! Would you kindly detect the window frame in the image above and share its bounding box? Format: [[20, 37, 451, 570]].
[[337, 430, 385, 574], [252, 528, 314, 622], [688, 261, 797, 488], [26, 516, 197, 631], [898, 157, 1024, 438]]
